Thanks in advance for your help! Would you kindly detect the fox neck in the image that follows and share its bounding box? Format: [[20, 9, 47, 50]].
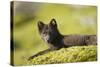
[[47, 29, 64, 49]]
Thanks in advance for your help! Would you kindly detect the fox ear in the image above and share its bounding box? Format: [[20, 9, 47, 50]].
[[38, 21, 44, 32], [50, 18, 57, 27]]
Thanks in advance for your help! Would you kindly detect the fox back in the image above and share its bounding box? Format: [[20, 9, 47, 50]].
[[37, 19, 97, 50]]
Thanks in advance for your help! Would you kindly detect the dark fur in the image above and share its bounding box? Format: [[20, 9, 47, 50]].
[[28, 18, 97, 60]]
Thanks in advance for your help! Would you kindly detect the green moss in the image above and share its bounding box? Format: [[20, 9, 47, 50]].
[[29, 45, 97, 64]]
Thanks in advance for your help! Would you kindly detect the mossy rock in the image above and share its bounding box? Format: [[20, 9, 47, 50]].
[[29, 45, 97, 65]]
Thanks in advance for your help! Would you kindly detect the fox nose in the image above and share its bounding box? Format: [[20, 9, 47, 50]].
[[47, 39, 50, 43]]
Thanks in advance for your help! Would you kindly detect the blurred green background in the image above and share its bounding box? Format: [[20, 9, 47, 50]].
[[12, 1, 97, 65]]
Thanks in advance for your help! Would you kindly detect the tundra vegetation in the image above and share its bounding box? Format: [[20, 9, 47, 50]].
[[30, 45, 97, 65]]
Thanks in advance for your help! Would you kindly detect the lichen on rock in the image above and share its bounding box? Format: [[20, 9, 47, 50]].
[[29, 45, 97, 65]]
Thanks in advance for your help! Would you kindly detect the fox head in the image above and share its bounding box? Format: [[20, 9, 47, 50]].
[[37, 18, 60, 43]]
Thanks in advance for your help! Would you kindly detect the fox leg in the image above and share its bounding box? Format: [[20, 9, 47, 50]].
[[28, 48, 54, 60]]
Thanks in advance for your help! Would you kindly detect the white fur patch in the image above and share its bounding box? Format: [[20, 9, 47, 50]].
[[41, 34, 49, 42]]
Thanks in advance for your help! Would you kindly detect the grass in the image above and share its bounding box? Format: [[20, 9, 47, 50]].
[[29, 45, 97, 65]]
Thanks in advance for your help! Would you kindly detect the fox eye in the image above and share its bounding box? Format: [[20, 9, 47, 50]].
[[43, 29, 49, 34], [43, 32, 47, 34]]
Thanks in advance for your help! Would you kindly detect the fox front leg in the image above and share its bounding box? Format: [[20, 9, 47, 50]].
[[28, 48, 54, 60]]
